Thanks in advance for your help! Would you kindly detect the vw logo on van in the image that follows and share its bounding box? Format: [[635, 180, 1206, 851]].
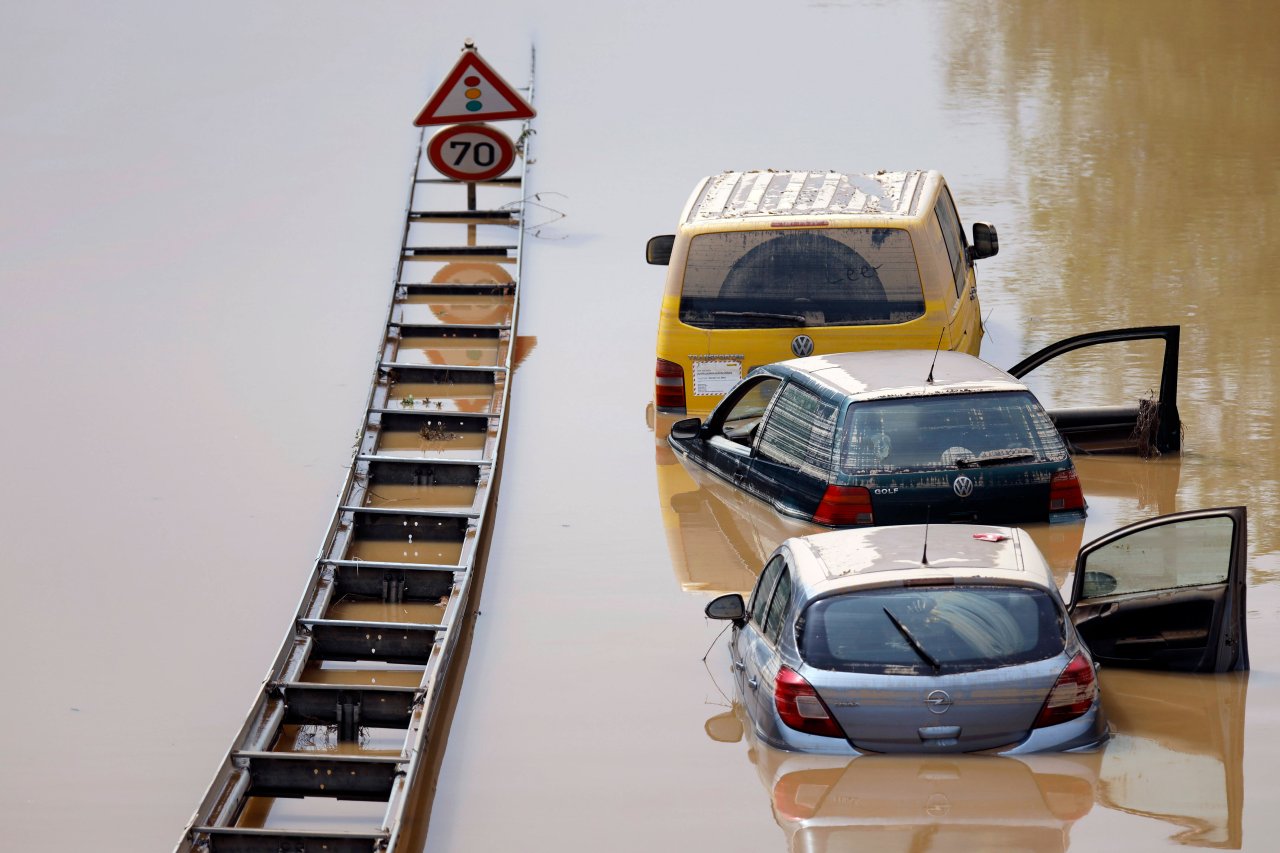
[[952, 475, 975, 498], [791, 335, 815, 358]]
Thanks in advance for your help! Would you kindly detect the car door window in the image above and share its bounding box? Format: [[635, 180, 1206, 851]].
[[1006, 326, 1181, 456], [756, 383, 839, 478], [1069, 507, 1248, 673], [750, 555, 786, 626], [763, 570, 793, 645], [1077, 515, 1234, 598], [934, 187, 967, 298], [712, 376, 782, 451]]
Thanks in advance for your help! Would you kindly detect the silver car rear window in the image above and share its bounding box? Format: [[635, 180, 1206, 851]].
[[678, 229, 926, 329], [840, 391, 1068, 474], [799, 585, 1064, 674]]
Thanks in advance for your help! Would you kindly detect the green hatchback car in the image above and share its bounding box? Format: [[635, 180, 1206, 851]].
[[667, 327, 1182, 527]]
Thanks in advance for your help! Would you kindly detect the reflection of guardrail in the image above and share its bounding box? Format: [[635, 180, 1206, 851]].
[[176, 60, 534, 853]]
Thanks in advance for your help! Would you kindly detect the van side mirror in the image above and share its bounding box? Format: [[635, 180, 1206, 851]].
[[646, 234, 675, 265], [669, 417, 702, 441], [705, 593, 746, 622], [971, 222, 999, 260]]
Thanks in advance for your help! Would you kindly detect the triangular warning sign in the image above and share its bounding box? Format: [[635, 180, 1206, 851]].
[[413, 48, 536, 127]]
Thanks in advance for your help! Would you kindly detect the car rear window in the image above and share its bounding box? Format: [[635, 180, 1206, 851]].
[[799, 585, 1064, 674], [840, 391, 1068, 474], [678, 228, 926, 329]]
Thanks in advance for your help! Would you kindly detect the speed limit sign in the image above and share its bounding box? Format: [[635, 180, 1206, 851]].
[[426, 123, 516, 182]]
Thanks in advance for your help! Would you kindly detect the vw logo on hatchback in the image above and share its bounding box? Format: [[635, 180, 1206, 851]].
[[791, 335, 815, 358], [952, 475, 975, 498], [924, 690, 953, 714]]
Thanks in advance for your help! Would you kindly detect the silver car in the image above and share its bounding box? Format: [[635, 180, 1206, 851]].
[[705, 508, 1248, 754]]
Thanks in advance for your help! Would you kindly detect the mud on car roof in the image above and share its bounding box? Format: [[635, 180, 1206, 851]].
[[686, 170, 930, 222], [777, 350, 1026, 403]]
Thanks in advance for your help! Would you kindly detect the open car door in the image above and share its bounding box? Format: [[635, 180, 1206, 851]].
[[1068, 506, 1249, 673], [1007, 325, 1181, 455]]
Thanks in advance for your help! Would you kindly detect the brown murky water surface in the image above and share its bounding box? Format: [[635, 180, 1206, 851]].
[[3, 1, 1280, 849]]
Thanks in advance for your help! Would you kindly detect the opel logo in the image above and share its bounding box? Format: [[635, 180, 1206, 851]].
[[924, 689, 953, 715], [952, 475, 974, 498], [924, 793, 952, 817], [791, 335, 815, 358]]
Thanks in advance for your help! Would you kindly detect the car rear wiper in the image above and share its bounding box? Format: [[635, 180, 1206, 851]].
[[956, 449, 1037, 468], [882, 607, 941, 673], [710, 310, 807, 326]]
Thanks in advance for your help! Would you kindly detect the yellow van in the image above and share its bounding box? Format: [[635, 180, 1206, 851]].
[[648, 170, 997, 416]]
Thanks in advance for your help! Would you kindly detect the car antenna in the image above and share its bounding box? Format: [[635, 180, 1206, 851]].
[[921, 508, 931, 566], [925, 328, 946, 385]]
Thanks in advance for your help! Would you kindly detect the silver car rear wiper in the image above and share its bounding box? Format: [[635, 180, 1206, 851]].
[[956, 449, 1037, 468], [710, 310, 806, 326], [883, 607, 942, 673]]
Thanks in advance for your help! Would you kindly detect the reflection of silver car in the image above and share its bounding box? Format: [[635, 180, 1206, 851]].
[[705, 508, 1247, 754]]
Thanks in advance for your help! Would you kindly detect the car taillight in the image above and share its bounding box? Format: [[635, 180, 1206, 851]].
[[1049, 468, 1085, 512], [1032, 653, 1097, 729], [655, 358, 686, 411], [812, 485, 874, 526], [774, 666, 845, 738]]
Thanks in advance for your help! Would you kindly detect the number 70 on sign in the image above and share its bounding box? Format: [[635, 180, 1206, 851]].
[[426, 123, 517, 182]]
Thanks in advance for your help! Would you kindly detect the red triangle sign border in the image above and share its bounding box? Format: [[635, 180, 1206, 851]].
[[414, 50, 536, 127]]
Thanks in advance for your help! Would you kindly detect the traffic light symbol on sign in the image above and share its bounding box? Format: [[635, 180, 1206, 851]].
[[413, 48, 536, 127], [463, 76, 483, 112]]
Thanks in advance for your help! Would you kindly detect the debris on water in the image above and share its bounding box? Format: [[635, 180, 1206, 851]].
[[420, 422, 459, 441], [1132, 392, 1177, 458]]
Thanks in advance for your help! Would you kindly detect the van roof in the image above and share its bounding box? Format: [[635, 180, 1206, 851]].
[[685, 170, 935, 224]]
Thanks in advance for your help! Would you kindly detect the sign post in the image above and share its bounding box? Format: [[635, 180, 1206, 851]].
[[415, 41, 535, 244]]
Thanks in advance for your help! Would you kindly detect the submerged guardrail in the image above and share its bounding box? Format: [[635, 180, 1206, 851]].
[[176, 53, 535, 853]]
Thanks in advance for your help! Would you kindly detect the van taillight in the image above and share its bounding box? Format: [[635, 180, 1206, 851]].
[[775, 667, 844, 738], [1032, 653, 1097, 729], [655, 358, 686, 411], [813, 485, 874, 526], [1049, 468, 1085, 512]]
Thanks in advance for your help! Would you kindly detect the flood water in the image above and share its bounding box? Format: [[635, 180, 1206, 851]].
[[3, 1, 1280, 850]]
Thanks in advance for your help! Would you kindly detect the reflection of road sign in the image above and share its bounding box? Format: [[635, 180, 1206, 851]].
[[430, 262, 513, 285], [427, 124, 516, 182], [414, 47, 536, 126]]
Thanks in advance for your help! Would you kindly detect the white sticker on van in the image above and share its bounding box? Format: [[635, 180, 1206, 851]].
[[691, 358, 742, 396]]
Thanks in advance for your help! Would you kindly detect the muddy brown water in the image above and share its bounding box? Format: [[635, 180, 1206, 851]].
[[3, 1, 1280, 850]]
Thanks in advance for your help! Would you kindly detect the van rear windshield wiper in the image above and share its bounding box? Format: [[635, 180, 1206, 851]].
[[710, 310, 807, 326], [956, 449, 1037, 468], [883, 607, 941, 673]]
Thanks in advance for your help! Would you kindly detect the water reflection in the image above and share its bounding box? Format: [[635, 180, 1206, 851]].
[[941, 0, 1280, 551], [1099, 670, 1246, 848], [655, 425, 818, 595], [705, 668, 1245, 849]]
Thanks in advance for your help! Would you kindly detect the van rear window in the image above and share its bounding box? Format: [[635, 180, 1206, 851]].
[[799, 586, 1064, 674], [679, 229, 926, 329]]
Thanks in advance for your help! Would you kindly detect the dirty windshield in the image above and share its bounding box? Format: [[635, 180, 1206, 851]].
[[841, 392, 1068, 474], [679, 228, 926, 329], [800, 586, 1064, 674]]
